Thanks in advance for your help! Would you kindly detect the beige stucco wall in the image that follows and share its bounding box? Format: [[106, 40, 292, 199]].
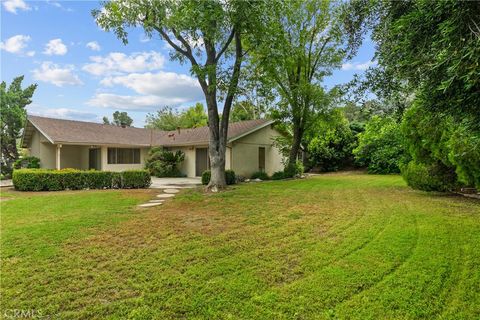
[[230, 124, 284, 177], [100, 146, 149, 172], [28, 130, 56, 169]]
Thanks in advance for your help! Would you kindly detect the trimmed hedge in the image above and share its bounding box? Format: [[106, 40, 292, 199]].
[[201, 170, 236, 185], [13, 169, 151, 191]]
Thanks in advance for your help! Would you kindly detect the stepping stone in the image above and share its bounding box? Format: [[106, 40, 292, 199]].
[[138, 202, 162, 207], [163, 189, 179, 194], [157, 194, 175, 198], [149, 199, 164, 203]]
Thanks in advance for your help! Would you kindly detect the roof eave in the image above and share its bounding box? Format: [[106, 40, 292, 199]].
[[227, 120, 275, 143]]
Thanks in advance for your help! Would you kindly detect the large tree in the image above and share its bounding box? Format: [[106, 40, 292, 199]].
[[250, 0, 362, 167], [94, 0, 257, 190], [103, 111, 133, 127], [349, 0, 480, 189], [0, 76, 37, 177]]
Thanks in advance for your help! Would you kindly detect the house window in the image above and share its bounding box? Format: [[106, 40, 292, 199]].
[[259, 147, 266, 172], [107, 148, 140, 164]]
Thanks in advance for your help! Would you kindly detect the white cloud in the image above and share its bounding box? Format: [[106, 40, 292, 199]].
[[342, 60, 377, 71], [87, 93, 191, 111], [2, 0, 30, 14], [43, 38, 68, 55], [45, 0, 73, 12], [28, 107, 98, 121], [0, 35, 33, 55], [32, 62, 83, 87], [86, 41, 101, 51], [100, 72, 202, 101], [83, 51, 165, 76]]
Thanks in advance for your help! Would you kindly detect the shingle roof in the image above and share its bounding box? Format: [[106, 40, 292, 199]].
[[24, 115, 272, 147]]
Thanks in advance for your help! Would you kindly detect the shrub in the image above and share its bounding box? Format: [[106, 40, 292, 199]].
[[201, 170, 211, 185], [225, 170, 236, 185], [284, 161, 304, 178], [251, 171, 269, 180], [12, 169, 151, 191], [145, 148, 185, 177], [306, 109, 356, 172], [400, 161, 458, 192], [13, 156, 40, 169], [201, 170, 236, 185], [353, 116, 406, 174], [271, 171, 285, 180], [122, 170, 151, 188]]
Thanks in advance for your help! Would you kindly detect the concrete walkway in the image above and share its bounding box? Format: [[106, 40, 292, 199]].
[[150, 177, 201, 189], [0, 179, 13, 188], [138, 185, 183, 208]]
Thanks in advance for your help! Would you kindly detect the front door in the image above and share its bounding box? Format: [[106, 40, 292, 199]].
[[195, 148, 208, 176], [89, 148, 100, 170]]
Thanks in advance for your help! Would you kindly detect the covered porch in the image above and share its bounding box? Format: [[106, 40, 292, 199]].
[[48, 144, 148, 172]]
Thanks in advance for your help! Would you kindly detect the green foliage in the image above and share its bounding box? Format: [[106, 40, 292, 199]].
[[145, 148, 185, 177], [251, 171, 269, 180], [230, 101, 265, 122], [13, 156, 40, 169], [121, 170, 152, 188], [401, 161, 458, 192], [271, 171, 286, 180], [402, 103, 480, 189], [225, 170, 236, 185], [284, 161, 304, 178], [0, 76, 37, 177], [146, 104, 208, 131], [12, 169, 151, 191], [201, 170, 236, 185], [103, 111, 133, 127], [353, 116, 406, 174], [201, 170, 211, 185], [249, 0, 365, 164], [348, 0, 480, 190], [306, 109, 356, 172]]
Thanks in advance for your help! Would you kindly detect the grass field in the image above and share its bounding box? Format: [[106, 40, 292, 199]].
[[1, 173, 479, 319]]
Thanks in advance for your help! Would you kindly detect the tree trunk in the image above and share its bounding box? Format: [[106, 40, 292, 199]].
[[206, 30, 242, 192], [288, 124, 303, 165], [207, 132, 227, 192]]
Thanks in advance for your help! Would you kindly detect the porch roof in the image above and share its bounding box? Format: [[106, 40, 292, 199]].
[[23, 115, 273, 147]]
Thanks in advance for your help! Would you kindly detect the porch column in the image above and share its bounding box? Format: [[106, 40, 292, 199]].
[[55, 144, 62, 170]]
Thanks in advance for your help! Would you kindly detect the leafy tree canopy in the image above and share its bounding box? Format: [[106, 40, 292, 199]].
[[145, 103, 207, 131], [249, 0, 365, 165], [0, 76, 37, 177], [103, 111, 133, 127]]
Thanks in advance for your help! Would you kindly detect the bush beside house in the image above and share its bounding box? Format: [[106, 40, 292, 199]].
[[145, 148, 185, 177], [13, 169, 151, 191], [13, 156, 41, 169]]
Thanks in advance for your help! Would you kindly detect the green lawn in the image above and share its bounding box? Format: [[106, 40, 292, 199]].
[[1, 173, 479, 319]]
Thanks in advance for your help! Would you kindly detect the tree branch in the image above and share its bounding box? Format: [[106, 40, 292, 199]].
[[215, 28, 235, 63], [221, 31, 243, 136]]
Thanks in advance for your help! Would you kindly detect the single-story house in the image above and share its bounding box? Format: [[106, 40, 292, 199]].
[[22, 115, 285, 178]]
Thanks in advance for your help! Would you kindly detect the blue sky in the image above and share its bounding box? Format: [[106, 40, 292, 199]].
[[1, 0, 375, 127]]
